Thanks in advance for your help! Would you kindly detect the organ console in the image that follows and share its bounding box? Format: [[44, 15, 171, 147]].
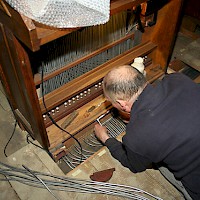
[[0, 0, 183, 174]]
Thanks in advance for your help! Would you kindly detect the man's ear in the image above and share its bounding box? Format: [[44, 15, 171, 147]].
[[116, 99, 127, 111]]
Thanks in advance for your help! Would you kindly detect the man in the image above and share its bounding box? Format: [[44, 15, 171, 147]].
[[94, 65, 200, 200]]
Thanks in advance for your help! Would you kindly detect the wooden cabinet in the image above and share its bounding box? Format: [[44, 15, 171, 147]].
[[0, 0, 183, 162]]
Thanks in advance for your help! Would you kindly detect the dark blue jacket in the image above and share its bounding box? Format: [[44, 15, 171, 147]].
[[105, 73, 200, 199]]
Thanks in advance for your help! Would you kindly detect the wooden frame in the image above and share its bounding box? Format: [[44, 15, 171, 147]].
[[0, 0, 183, 154]]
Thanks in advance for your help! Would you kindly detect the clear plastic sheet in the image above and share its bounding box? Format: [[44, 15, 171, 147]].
[[5, 0, 110, 28]]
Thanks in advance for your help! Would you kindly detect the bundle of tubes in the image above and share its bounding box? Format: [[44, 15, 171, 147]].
[[0, 162, 162, 200]]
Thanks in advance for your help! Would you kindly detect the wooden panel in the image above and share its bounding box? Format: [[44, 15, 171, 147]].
[[142, 0, 183, 70], [0, 24, 49, 148], [0, 1, 40, 51], [110, 0, 146, 15], [47, 95, 110, 150]]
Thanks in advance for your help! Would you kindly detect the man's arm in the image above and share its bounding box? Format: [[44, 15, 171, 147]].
[[105, 138, 152, 173], [94, 123, 152, 173]]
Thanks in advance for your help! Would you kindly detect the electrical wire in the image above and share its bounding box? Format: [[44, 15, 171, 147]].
[[2, 118, 47, 158], [0, 87, 18, 157], [0, 86, 47, 157], [26, 134, 46, 150], [41, 66, 83, 163], [3, 119, 17, 157]]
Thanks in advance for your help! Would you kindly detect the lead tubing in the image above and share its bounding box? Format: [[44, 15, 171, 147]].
[[0, 162, 162, 200]]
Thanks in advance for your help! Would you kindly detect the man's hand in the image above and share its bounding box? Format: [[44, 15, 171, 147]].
[[94, 123, 110, 144]]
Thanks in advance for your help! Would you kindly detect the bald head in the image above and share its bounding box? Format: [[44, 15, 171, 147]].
[[103, 65, 147, 102]]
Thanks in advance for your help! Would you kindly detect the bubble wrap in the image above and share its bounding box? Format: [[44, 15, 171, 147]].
[[5, 0, 110, 28]]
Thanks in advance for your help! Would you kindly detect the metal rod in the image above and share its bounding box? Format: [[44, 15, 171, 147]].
[[22, 165, 61, 200]]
